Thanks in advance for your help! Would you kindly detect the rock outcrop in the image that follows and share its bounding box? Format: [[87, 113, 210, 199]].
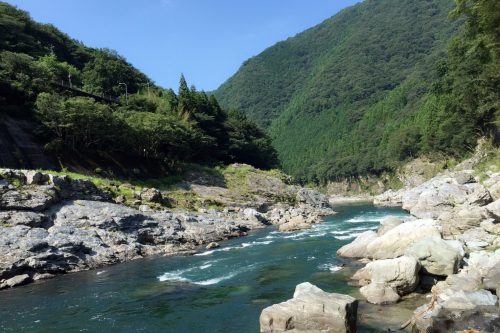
[[0, 167, 336, 289], [346, 148, 500, 332], [260, 282, 358, 333]]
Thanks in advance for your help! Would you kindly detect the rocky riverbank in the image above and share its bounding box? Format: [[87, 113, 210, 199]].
[[260, 147, 499, 333], [340, 156, 500, 332], [0, 165, 334, 289]]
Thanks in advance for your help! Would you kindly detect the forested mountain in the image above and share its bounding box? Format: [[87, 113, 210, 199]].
[[215, 0, 499, 183], [0, 2, 277, 175]]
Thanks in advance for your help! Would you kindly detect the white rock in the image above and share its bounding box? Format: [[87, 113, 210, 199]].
[[336, 231, 378, 258], [260, 282, 358, 333], [366, 219, 441, 259]]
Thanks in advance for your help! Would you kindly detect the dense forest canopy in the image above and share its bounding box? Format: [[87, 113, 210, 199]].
[[215, 0, 499, 183], [0, 2, 278, 172]]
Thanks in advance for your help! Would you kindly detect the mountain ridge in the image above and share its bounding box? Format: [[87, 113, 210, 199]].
[[215, 0, 460, 181]]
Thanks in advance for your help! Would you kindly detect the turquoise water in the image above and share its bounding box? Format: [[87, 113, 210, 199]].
[[0, 204, 409, 333]]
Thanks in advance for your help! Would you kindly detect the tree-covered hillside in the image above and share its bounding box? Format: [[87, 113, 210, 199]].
[[0, 2, 277, 174], [216, 0, 498, 182]]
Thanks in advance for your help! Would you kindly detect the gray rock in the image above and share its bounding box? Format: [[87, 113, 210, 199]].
[[0, 211, 46, 227], [404, 237, 462, 276], [52, 200, 159, 231], [0, 185, 58, 211], [296, 188, 331, 209], [243, 208, 268, 224], [260, 282, 358, 333], [337, 231, 378, 258]]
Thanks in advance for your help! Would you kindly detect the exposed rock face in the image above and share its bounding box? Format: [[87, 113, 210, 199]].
[[366, 219, 441, 259], [349, 152, 500, 332], [404, 237, 463, 276], [337, 231, 377, 258], [1, 167, 335, 289], [260, 282, 358, 333], [356, 256, 420, 304]]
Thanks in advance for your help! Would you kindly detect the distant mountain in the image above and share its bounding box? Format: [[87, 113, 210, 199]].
[[215, 0, 460, 181]]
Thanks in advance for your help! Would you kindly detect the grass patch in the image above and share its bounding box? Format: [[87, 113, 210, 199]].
[[475, 147, 500, 182]]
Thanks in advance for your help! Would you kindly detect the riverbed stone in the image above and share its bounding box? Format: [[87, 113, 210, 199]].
[[259, 282, 358, 333], [366, 219, 441, 259]]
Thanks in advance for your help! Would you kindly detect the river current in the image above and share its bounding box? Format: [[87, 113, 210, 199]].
[[0, 204, 410, 332]]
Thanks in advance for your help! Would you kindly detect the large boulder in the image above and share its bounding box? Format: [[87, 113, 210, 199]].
[[260, 282, 358, 333], [337, 231, 377, 258], [404, 237, 463, 276], [377, 216, 403, 236], [366, 219, 441, 259], [278, 216, 312, 232], [357, 256, 420, 304]]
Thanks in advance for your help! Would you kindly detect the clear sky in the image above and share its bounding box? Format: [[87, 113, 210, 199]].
[[6, 0, 360, 91]]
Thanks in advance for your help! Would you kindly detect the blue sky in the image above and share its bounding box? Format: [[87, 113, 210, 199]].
[[7, 0, 359, 91]]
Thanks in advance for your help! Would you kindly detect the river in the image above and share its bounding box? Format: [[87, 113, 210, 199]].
[[0, 204, 411, 332]]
